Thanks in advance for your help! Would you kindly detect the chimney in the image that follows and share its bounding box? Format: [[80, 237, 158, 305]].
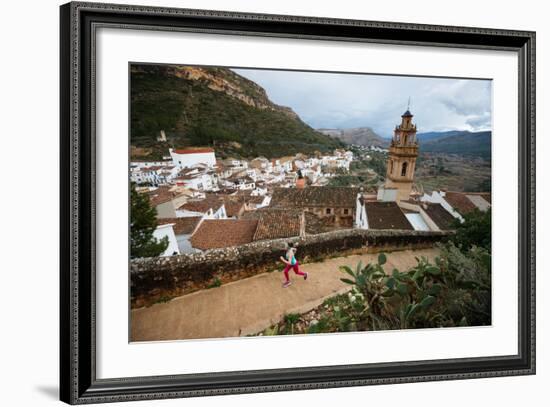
[[296, 169, 305, 189]]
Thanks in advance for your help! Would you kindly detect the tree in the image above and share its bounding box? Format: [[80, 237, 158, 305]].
[[130, 183, 169, 258], [451, 208, 491, 251]]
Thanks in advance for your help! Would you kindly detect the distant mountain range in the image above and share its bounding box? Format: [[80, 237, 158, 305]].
[[130, 64, 342, 159], [317, 127, 387, 147], [321, 127, 491, 158], [419, 130, 492, 158]]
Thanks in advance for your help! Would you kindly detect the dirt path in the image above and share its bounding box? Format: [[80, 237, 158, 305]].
[[130, 248, 440, 342]]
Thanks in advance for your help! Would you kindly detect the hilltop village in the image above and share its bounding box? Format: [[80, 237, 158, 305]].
[[131, 110, 491, 257]]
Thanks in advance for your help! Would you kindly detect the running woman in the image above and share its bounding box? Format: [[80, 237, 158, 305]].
[[280, 243, 308, 288]]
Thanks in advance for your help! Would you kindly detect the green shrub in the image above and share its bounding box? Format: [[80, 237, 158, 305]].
[[334, 247, 491, 331], [207, 278, 222, 289], [451, 208, 491, 251]]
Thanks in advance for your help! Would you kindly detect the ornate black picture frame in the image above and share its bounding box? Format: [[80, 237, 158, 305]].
[[60, 2, 535, 404]]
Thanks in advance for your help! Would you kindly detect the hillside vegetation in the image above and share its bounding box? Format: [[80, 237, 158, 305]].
[[130, 64, 342, 159]]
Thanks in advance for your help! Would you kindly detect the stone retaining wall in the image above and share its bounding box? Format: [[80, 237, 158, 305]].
[[131, 229, 451, 308]]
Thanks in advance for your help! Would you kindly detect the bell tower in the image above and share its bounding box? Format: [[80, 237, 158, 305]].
[[385, 104, 419, 201]]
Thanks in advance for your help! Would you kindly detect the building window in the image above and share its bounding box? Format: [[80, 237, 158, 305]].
[[326, 208, 332, 215], [401, 162, 408, 176], [389, 160, 394, 174], [343, 209, 349, 215]]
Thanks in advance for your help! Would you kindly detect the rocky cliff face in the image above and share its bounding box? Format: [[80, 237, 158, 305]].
[[166, 66, 297, 117], [130, 64, 337, 159]]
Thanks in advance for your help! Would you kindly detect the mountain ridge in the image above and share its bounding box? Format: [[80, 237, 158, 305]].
[[321, 126, 491, 158], [420, 130, 491, 158], [318, 127, 387, 147]]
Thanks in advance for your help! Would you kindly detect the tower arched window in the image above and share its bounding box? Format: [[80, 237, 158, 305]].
[[389, 160, 394, 174], [401, 162, 408, 177]]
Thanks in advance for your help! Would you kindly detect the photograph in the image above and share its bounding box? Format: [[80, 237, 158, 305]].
[[56, 1, 536, 404], [129, 63, 493, 342]]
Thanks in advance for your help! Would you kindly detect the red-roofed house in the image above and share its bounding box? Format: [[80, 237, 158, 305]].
[[420, 190, 490, 219], [158, 217, 203, 254], [169, 147, 216, 168], [176, 194, 227, 219], [146, 186, 192, 218]]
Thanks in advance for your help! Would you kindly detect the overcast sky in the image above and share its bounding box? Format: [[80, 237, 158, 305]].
[[233, 68, 492, 138]]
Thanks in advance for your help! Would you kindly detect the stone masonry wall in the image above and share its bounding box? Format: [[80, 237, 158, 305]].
[[131, 229, 452, 308]]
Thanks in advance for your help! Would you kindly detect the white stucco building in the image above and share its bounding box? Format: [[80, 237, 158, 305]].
[[170, 148, 216, 168], [130, 165, 180, 186], [131, 160, 172, 169], [175, 171, 215, 191], [153, 223, 180, 256]]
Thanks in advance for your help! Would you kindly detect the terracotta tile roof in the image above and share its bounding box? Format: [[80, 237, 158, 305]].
[[462, 192, 491, 201], [147, 186, 187, 207], [250, 157, 269, 167], [422, 203, 456, 230], [141, 165, 164, 172], [177, 192, 255, 217], [215, 165, 231, 173], [214, 190, 253, 203], [465, 194, 491, 212], [271, 186, 359, 209], [303, 211, 336, 234], [227, 173, 254, 183], [179, 168, 199, 176], [173, 147, 214, 154], [480, 193, 491, 204], [158, 217, 202, 235], [175, 173, 200, 181], [444, 192, 478, 214], [190, 219, 258, 250], [248, 196, 266, 205], [365, 202, 413, 230], [178, 194, 224, 213], [218, 190, 251, 203], [223, 200, 245, 217], [252, 209, 303, 241], [216, 188, 238, 195]]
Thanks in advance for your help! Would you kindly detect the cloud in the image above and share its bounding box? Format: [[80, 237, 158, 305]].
[[233, 68, 492, 136]]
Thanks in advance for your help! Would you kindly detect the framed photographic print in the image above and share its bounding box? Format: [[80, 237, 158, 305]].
[[60, 1, 536, 404]]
